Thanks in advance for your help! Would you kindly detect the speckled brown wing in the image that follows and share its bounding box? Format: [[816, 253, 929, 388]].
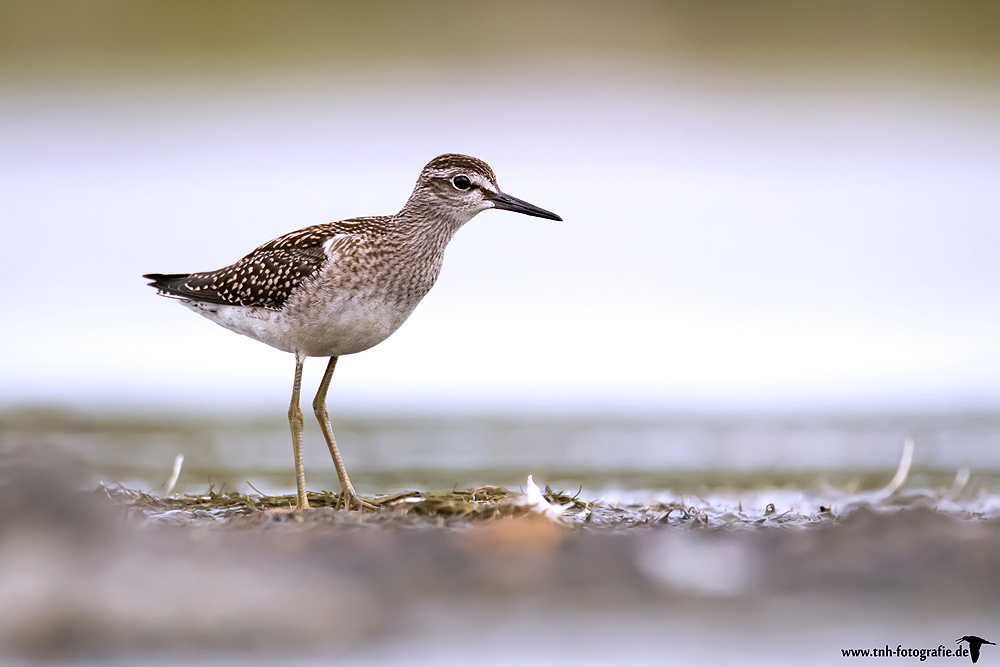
[[144, 217, 387, 310]]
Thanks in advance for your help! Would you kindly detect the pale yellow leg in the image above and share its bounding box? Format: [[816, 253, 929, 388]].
[[313, 356, 377, 511], [288, 354, 309, 511]]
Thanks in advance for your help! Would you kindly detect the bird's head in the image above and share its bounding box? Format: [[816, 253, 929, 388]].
[[408, 153, 562, 225]]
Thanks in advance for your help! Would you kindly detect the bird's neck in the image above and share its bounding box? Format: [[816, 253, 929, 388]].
[[391, 200, 472, 251]]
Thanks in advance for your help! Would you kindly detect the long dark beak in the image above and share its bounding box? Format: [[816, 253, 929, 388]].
[[489, 191, 562, 221]]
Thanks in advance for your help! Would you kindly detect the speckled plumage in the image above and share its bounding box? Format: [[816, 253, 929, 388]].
[[145, 217, 384, 309], [143, 153, 561, 510]]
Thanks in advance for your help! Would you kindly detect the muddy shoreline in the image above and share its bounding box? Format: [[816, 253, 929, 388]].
[[2, 450, 999, 664]]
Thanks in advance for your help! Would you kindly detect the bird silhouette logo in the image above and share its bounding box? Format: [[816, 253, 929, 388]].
[[957, 636, 996, 664]]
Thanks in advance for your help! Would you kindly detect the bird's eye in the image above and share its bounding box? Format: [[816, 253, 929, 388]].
[[452, 175, 472, 190]]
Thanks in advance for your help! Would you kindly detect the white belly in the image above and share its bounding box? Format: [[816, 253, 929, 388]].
[[183, 291, 418, 358]]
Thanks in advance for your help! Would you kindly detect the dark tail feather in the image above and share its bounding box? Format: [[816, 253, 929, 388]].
[[143, 273, 191, 291], [143, 271, 229, 304]]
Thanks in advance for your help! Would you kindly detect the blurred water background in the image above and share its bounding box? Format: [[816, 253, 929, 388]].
[[2, 0, 999, 492], [3, 407, 999, 499], [1, 1, 999, 484]]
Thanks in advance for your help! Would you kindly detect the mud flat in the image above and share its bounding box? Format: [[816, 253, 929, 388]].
[[1, 450, 998, 666]]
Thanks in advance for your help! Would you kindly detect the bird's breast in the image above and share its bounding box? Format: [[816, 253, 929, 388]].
[[279, 254, 443, 357]]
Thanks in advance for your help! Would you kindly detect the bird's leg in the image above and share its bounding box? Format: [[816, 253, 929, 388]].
[[288, 354, 309, 511], [314, 356, 378, 511]]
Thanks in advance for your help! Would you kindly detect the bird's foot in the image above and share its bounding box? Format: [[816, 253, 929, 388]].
[[336, 490, 380, 512]]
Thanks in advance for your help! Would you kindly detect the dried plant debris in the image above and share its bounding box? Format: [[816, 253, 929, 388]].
[[99, 475, 1000, 530], [99, 435, 1000, 528], [102, 483, 597, 525], [93, 443, 998, 527]]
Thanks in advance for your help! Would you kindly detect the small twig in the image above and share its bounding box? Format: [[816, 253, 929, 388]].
[[949, 467, 971, 499], [163, 454, 184, 496], [873, 437, 914, 502], [375, 490, 423, 504]]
